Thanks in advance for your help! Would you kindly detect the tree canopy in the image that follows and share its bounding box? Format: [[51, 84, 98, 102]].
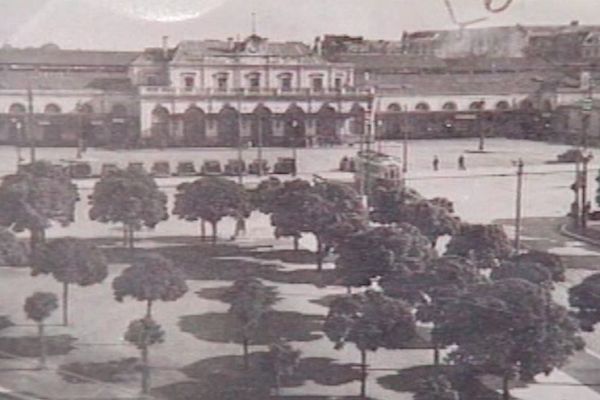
[[434, 278, 583, 399], [0, 161, 78, 249], [336, 225, 435, 289], [445, 224, 513, 269], [173, 177, 250, 242], [0, 228, 29, 266], [569, 272, 600, 331], [510, 250, 565, 283], [491, 260, 554, 288], [124, 317, 165, 350], [24, 292, 58, 323], [113, 253, 188, 316], [89, 167, 168, 247]]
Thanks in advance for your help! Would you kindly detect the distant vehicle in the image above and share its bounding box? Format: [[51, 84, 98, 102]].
[[175, 161, 196, 176], [339, 156, 357, 172], [58, 160, 92, 179], [354, 150, 403, 192], [589, 211, 600, 221], [273, 157, 296, 175], [151, 161, 171, 177], [248, 159, 270, 175], [101, 163, 119, 177], [127, 162, 146, 174], [201, 160, 222, 175], [224, 159, 246, 176], [556, 149, 586, 163]]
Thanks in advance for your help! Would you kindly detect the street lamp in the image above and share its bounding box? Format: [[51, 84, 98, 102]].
[[291, 119, 300, 176], [11, 118, 24, 169]]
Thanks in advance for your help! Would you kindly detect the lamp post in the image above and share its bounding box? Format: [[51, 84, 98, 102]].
[[75, 102, 84, 159], [12, 119, 23, 169], [514, 159, 524, 254], [291, 119, 300, 177]]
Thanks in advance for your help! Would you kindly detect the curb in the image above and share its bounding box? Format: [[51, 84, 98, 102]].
[[559, 223, 600, 248]]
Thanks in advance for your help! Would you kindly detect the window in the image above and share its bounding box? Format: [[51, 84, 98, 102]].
[[146, 75, 158, 86], [442, 102, 457, 111], [216, 75, 228, 92], [248, 73, 260, 92], [334, 77, 343, 91], [415, 102, 430, 112], [44, 103, 62, 114], [280, 74, 292, 92], [312, 76, 324, 92], [183, 75, 195, 91]]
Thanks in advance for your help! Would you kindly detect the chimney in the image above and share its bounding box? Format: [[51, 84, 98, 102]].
[[162, 36, 169, 59], [571, 20, 580, 27], [314, 36, 322, 56], [227, 37, 235, 51]]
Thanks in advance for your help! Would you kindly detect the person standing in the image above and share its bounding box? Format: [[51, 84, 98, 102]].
[[433, 156, 440, 171], [458, 155, 466, 170]]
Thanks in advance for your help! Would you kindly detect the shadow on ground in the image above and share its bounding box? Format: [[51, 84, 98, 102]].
[[58, 358, 139, 384], [154, 352, 367, 400], [179, 311, 323, 344], [0, 335, 76, 358]]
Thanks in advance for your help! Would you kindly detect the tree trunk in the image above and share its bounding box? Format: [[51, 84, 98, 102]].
[[293, 236, 299, 251], [38, 323, 46, 369], [123, 224, 129, 247], [146, 300, 153, 318], [211, 221, 218, 245], [360, 350, 367, 398], [62, 282, 69, 326], [433, 342, 440, 366], [30, 228, 46, 254], [503, 374, 510, 400], [316, 237, 323, 272], [141, 346, 150, 394], [274, 371, 281, 396], [128, 224, 135, 251], [200, 219, 206, 242], [242, 336, 249, 370]]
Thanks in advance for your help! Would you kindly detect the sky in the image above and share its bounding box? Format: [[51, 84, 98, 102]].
[[2, 0, 600, 50]]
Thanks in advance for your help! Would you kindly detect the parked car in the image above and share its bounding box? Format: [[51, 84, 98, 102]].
[[248, 159, 270, 175], [101, 163, 119, 177], [175, 161, 197, 176], [201, 160, 222, 175], [63, 160, 92, 179], [128, 162, 146, 174], [557, 149, 585, 163], [151, 161, 171, 177], [273, 157, 296, 174], [224, 159, 246, 176]]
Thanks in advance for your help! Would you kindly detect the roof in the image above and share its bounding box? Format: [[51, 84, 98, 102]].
[[170, 37, 324, 64], [0, 48, 139, 67], [365, 71, 567, 96], [0, 70, 134, 92]]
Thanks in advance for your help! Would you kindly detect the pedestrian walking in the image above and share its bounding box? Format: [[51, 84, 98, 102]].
[[433, 155, 439, 171], [458, 155, 466, 170]]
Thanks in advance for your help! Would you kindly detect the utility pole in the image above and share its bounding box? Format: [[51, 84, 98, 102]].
[[514, 159, 524, 254], [26, 85, 36, 163], [402, 105, 409, 174], [257, 115, 263, 176], [581, 154, 592, 229], [237, 96, 244, 184]]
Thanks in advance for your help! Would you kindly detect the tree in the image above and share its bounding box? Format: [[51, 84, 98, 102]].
[[336, 225, 435, 291], [223, 277, 278, 369], [303, 180, 366, 271], [399, 200, 461, 248], [267, 179, 313, 251], [173, 177, 250, 244], [414, 374, 458, 400], [0, 228, 29, 266], [0, 161, 78, 252], [113, 253, 188, 318], [323, 290, 417, 398], [370, 186, 423, 225], [446, 224, 513, 269], [434, 279, 583, 400], [31, 238, 108, 326], [510, 250, 565, 283], [569, 273, 600, 331], [491, 260, 554, 288], [413, 256, 485, 365], [124, 317, 165, 395], [261, 341, 301, 396], [24, 292, 59, 368], [89, 166, 168, 250], [250, 177, 283, 215]]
